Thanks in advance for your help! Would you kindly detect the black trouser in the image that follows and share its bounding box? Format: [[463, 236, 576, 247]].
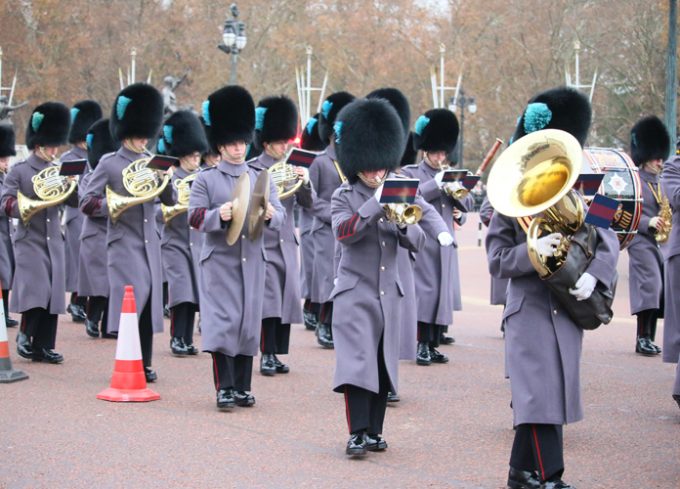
[[320, 301, 333, 325], [260, 317, 291, 354], [510, 423, 564, 482], [70, 292, 87, 308], [170, 302, 198, 344], [21, 306, 58, 350], [162, 282, 168, 308], [210, 352, 253, 392], [303, 300, 320, 315], [417, 322, 444, 347], [87, 296, 109, 333], [138, 299, 154, 368], [2, 289, 10, 323], [342, 337, 389, 435], [636, 308, 660, 341]]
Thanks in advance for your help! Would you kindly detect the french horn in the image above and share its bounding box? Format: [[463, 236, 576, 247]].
[[268, 150, 303, 200], [17, 166, 77, 224], [161, 172, 198, 223]]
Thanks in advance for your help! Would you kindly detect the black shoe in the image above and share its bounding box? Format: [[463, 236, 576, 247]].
[[316, 322, 334, 349], [32, 348, 64, 364], [365, 433, 388, 451], [345, 432, 367, 457], [16, 332, 32, 359], [6, 318, 18, 328], [416, 342, 431, 366], [234, 390, 255, 407], [216, 389, 235, 411], [507, 467, 540, 489], [260, 353, 277, 376], [387, 392, 400, 403], [185, 343, 199, 355], [170, 337, 189, 356], [67, 303, 87, 323], [144, 367, 157, 383], [439, 333, 455, 345], [273, 354, 289, 374], [303, 310, 318, 331], [101, 331, 118, 339], [673, 394, 680, 410], [649, 340, 662, 354], [429, 347, 449, 364], [635, 337, 658, 356], [541, 481, 574, 489], [85, 319, 100, 338], [163, 305, 170, 318]]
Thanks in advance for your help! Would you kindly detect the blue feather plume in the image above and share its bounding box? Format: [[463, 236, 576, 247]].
[[333, 121, 343, 144], [202, 100, 211, 126], [116, 95, 132, 120], [157, 138, 166, 154], [523, 102, 552, 134], [86, 133, 94, 149], [163, 124, 173, 144], [31, 112, 44, 132], [255, 107, 268, 131], [321, 100, 333, 120], [414, 115, 430, 136], [306, 117, 318, 135], [70, 107, 80, 123]]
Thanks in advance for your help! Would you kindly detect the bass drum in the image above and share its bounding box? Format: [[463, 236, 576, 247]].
[[582, 148, 642, 249]]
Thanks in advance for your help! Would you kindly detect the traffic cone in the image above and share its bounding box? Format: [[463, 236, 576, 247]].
[[0, 281, 28, 383], [97, 285, 159, 402]]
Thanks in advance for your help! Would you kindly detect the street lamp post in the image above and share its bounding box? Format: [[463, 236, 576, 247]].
[[218, 3, 247, 84], [449, 88, 476, 167]]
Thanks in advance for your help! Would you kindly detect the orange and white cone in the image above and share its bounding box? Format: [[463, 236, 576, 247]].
[[97, 285, 159, 402], [0, 280, 28, 383]]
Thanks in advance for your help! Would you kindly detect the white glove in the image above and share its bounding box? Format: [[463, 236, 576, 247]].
[[301, 168, 310, 185], [434, 171, 446, 189], [374, 183, 384, 203], [437, 231, 454, 246], [569, 272, 597, 301], [535, 233, 562, 257]]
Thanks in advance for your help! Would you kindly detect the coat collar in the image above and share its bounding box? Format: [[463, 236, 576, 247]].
[[418, 158, 437, 176], [70, 146, 88, 160], [27, 152, 53, 172], [217, 160, 248, 177], [638, 169, 659, 184], [325, 144, 337, 161], [118, 146, 144, 163], [254, 152, 277, 170]]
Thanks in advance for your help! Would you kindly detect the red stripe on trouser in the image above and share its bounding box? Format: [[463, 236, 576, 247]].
[[344, 386, 352, 434], [531, 425, 546, 481], [212, 355, 219, 391]]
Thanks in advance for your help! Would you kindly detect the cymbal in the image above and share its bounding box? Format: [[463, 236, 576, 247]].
[[226, 172, 251, 246], [248, 170, 270, 241]]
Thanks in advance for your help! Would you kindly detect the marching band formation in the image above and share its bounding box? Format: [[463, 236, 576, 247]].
[[0, 79, 678, 489]]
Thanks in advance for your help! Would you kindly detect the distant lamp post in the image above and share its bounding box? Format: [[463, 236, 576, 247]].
[[218, 3, 247, 84], [449, 88, 476, 167]]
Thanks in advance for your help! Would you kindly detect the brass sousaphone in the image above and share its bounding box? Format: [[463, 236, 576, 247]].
[[487, 129, 616, 330]]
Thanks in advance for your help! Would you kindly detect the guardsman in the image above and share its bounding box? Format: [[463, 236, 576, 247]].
[[157, 110, 208, 356], [188, 85, 284, 411], [79, 119, 119, 338], [299, 112, 326, 331], [0, 124, 17, 328], [627, 116, 669, 356], [1, 102, 75, 363], [487, 87, 619, 489], [80, 83, 174, 383], [250, 96, 313, 376], [309, 91, 355, 348], [63, 100, 102, 323], [401, 108, 466, 365], [480, 195, 509, 333], [330, 98, 425, 456]]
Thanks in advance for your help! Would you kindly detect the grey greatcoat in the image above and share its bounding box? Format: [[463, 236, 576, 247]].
[[661, 156, 680, 365], [331, 180, 425, 394], [188, 161, 284, 357], [61, 146, 88, 293], [298, 206, 314, 299], [250, 152, 313, 324], [627, 170, 664, 315], [486, 213, 619, 425], [309, 145, 344, 304], [160, 166, 202, 308], [80, 146, 175, 333], [401, 160, 467, 325], [480, 196, 509, 306], [77, 170, 109, 297], [0, 154, 77, 314], [0, 171, 15, 290]]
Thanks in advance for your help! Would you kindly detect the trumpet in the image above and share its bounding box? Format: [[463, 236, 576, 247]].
[[383, 203, 422, 226], [17, 166, 78, 224], [161, 172, 198, 223], [107, 149, 171, 223]]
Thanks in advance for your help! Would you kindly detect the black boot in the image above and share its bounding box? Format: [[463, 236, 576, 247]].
[[170, 337, 189, 356], [345, 432, 367, 457], [507, 467, 540, 489], [260, 353, 276, 376], [365, 433, 388, 451], [439, 332, 455, 345], [303, 310, 318, 331], [85, 319, 100, 338], [216, 389, 235, 411], [316, 322, 334, 349], [416, 342, 431, 366], [387, 392, 400, 403], [429, 346, 449, 364], [673, 394, 680, 411], [144, 366, 157, 383], [635, 311, 657, 356], [16, 331, 32, 359], [6, 318, 18, 328], [67, 303, 87, 323], [273, 354, 289, 374], [649, 315, 662, 354], [541, 481, 574, 489]]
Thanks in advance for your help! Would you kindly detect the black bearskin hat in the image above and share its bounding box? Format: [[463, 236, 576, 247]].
[[199, 116, 219, 156], [254, 96, 298, 149], [413, 108, 459, 153], [630, 115, 671, 166], [26, 102, 71, 150], [86, 119, 119, 170], [335, 98, 404, 180], [400, 131, 418, 167], [202, 85, 255, 152], [158, 110, 209, 158], [300, 113, 326, 151], [109, 83, 164, 142], [511, 86, 591, 146], [0, 124, 16, 157], [318, 91, 355, 143], [366, 87, 411, 137], [69, 100, 102, 144]]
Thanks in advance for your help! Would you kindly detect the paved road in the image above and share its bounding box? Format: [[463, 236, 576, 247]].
[[1, 215, 678, 488]]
